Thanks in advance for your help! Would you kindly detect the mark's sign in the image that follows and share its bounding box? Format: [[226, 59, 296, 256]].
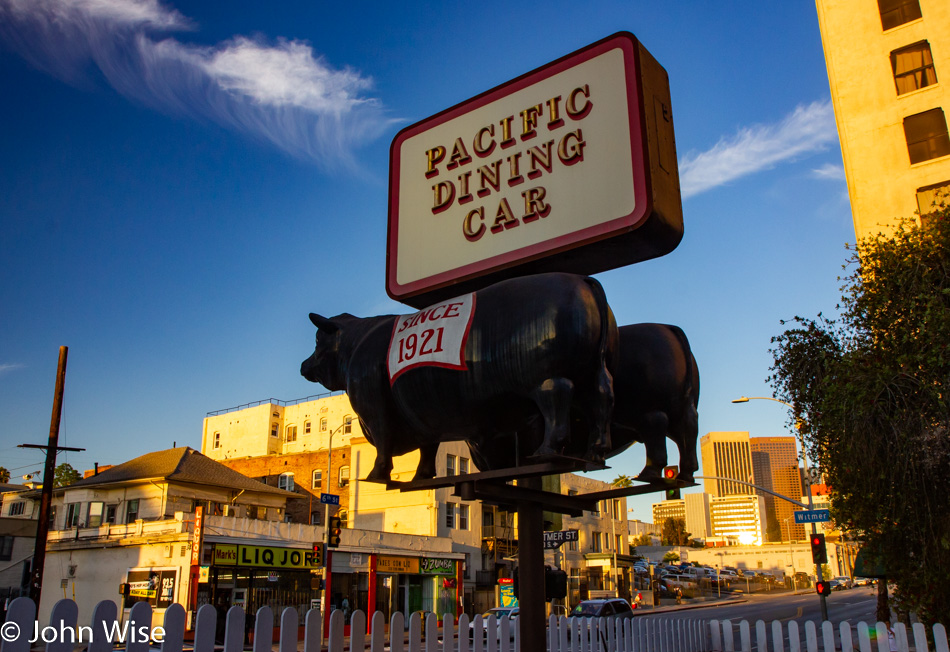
[[387, 31, 682, 307]]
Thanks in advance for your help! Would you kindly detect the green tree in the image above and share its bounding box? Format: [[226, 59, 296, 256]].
[[632, 533, 653, 547], [0, 467, 9, 483], [660, 517, 690, 546], [662, 551, 680, 563], [769, 209, 950, 626], [54, 463, 81, 487], [612, 475, 634, 488]]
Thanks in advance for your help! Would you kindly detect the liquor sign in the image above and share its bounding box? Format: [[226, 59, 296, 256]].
[[191, 505, 204, 565], [213, 544, 324, 569], [387, 31, 682, 307]]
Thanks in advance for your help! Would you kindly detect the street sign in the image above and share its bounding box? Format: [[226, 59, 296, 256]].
[[543, 529, 579, 549], [794, 509, 831, 524], [320, 493, 340, 505]]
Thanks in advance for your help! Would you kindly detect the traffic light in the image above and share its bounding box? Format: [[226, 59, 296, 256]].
[[327, 516, 342, 548], [810, 533, 828, 564], [545, 567, 567, 601], [312, 542, 325, 565], [663, 466, 680, 499], [816, 580, 831, 596]]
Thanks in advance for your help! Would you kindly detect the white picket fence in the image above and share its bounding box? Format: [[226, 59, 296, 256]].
[[709, 618, 949, 652], [1, 597, 946, 652]]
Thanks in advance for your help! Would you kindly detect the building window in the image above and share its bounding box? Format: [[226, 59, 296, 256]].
[[592, 531, 603, 553], [311, 511, 323, 526], [446, 503, 456, 529], [917, 180, 950, 220], [0, 536, 13, 561], [458, 504, 469, 530], [278, 472, 295, 491], [312, 470, 323, 489], [271, 422, 279, 437], [892, 41, 937, 95], [48, 505, 56, 529], [343, 416, 353, 434], [615, 534, 623, 553], [126, 499, 140, 523], [65, 503, 81, 528], [286, 425, 297, 443], [338, 465, 350, 487], [320, 417, 327, 432], [305, 421, 312, 434], [568, 536, 578, 552], [8, 502, 25, 516], [87, 502, 104, 527], [446, 454, 457, 476], [878, 0, 922, 31], [213, 432, 221, 449], [459, 457, 470, 475], [904, 109, 950, 164], [338, 509, 348, 528], [104, 505, 116, 524]]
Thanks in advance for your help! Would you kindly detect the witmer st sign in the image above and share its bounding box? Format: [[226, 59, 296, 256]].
[[387, 32, 682, 307]]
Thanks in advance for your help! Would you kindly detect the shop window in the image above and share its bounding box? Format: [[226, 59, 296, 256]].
[[213, 432, 221, 449], [278, 472, 295, 491], [878, 0, 922, 31], [459, 457, 470, 475], [271, 422, 279, 437], [305, 420, 312, 434], [458, 504, 470, 530], [87, 502, 104, 528], [65, 503, 81, 528], [446, 454, 457, 476], [905, 109, 950, 164], [286, 425, 297, 443], [343, 415, 353, 434], [320, 417, 328, 431], [125, 499, 140, 523], [312, 469, 322, 489], [917, 180, 950, 218], [0, 536, 13, 561], [446, 503, 456, 529], [8, 502, 25, 516], [892, 41, 937, 95], [338, 466, 350, 487]]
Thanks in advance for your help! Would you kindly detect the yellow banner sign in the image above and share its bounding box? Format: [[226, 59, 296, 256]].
[[377, 556, 419, 574], [214, 544, 322, 569]]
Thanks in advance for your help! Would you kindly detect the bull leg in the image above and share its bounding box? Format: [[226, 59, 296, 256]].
[[588, 364, 614, 462], [672, 403, 700, 481], [416, 443, 439, 480], [636, 411, 669, 480], [366, 431, 394, 483], [531, 377, 574, 457]]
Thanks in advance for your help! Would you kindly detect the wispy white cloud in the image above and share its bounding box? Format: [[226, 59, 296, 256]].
[[679, 100, 838, 198], [812, 163, 845, 180], [0, 363, 25, 377], [0, 0, 392, 171]]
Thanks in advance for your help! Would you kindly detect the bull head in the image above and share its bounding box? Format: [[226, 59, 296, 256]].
[[309, 313, 339, 333]]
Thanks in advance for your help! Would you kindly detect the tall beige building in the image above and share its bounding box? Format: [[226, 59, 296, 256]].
[[816, 0, 950, 240], [750, 437, 805, 542], [700, 432, 755, 497]]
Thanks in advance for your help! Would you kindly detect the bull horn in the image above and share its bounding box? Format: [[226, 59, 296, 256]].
[[309, 313, 339, 333]]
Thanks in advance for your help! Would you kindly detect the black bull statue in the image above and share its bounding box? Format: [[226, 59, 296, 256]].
[[300, 273, 699, 483]]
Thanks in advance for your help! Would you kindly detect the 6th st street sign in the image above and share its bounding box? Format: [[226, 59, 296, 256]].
[[794, 509, 831, 524]]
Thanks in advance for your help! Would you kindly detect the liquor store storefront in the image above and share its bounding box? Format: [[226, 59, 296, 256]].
[[327, 552, 463, 631], [200, 543, 321, 640]]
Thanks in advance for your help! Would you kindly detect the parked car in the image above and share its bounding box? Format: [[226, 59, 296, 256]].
[[569, 598, 638, 620], [828, 579, 845, 591], [832, 576, 853, 589], [853, 577, 874, 587], [719, 569, 739, 583], [469, 607, 518, 643]]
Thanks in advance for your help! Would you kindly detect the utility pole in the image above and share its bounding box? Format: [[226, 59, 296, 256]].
[[19, 346, 84, 608]]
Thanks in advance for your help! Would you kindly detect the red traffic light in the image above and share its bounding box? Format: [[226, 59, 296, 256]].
[[663, 466, 679, 481]]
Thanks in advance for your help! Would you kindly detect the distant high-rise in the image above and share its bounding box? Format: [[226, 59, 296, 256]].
[[700, 432, 754, 497], [750, 437, 805, 542], [816, 0, 950, 240]]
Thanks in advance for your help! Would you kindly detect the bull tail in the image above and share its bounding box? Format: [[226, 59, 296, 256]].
[[667, 324, 700, 406]]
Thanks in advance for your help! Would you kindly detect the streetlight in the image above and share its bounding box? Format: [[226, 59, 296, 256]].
[[732, 395, 828, 620]]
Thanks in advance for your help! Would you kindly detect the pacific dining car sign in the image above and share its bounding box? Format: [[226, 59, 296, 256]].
[[387, 31, 682, 307]]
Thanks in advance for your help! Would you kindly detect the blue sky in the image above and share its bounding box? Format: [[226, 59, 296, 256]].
[[0, 0, 857, 520]]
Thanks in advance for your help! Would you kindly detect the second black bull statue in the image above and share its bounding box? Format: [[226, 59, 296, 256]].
[[300, 272, 699, 483]]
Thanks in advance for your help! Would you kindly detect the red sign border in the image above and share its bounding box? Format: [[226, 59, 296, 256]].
[[387, 31, 651, 303]]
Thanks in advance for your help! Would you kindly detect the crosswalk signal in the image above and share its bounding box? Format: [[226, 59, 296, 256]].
[[810, 533, 828, 564], [328, 516, 342, 548], [816, 580, 831, 596]]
